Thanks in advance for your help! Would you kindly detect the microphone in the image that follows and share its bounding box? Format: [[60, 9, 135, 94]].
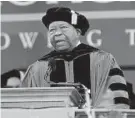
[[48, 58, 56, 71], [44, 58, 56, 83]]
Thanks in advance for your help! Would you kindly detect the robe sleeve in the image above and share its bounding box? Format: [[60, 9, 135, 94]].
[[107, 54, 130, 109], [20, 61, 50, 87], [97, 53, 130, 109], [96, 53, 130, 118]]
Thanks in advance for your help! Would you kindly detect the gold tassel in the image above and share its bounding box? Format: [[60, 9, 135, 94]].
[[71, 10, 77, 25]]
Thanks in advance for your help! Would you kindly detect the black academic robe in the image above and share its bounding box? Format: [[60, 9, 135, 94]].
[[39, 43, 98, 89], [21, 43, 129, 109]]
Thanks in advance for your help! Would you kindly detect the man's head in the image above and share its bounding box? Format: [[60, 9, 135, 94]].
[[42, 7, 89, 52], [1, 69, 21, 88], [6, 77, 21, 88]]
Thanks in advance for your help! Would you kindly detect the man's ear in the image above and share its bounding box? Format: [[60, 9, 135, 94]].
[[76, 28, 81, 36]]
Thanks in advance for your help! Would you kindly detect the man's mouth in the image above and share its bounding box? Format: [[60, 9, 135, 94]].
[[55, 40, 65, 45]]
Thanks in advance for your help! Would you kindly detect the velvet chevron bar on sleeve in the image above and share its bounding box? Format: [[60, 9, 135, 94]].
[[108, 68, 129, 107]]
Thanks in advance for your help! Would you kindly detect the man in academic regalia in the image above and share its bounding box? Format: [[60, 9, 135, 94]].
[[21, 7, 129, 109]]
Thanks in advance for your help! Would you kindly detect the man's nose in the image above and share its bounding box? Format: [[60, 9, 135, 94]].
[[55, 28, 62, 36]]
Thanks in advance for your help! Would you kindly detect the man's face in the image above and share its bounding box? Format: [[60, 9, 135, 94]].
[[6, 77, 21, 88], [48, 21, 81, 52]]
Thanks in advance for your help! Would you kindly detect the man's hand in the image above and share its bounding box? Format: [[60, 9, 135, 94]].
[[98, 110, 127, 118]]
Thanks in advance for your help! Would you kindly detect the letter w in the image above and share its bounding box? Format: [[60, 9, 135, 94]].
[[19, 32, 38, 49]]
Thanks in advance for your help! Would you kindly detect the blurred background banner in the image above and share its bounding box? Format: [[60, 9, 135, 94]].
[[1, 1, 135, 92]]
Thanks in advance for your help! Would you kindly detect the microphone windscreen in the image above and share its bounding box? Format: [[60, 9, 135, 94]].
[[48, 58, 56, 71]]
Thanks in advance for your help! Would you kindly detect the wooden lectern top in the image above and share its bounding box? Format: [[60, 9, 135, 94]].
[[1, 87, 84, 109]]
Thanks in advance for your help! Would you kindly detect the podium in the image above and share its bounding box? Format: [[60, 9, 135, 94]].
[[1, 87, 135, 118], [1, 87, 91, 118]]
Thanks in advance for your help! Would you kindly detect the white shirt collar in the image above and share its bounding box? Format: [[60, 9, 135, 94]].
[[76, 41, 81, 47]]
